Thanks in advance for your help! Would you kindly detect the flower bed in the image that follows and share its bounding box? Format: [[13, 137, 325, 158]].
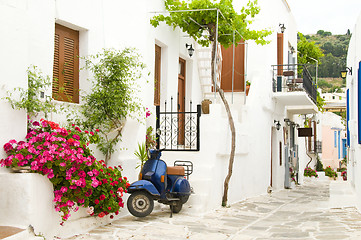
[[0, 119, 129, 223]]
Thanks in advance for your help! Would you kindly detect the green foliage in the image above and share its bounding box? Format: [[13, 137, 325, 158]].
[[134, 143, 148, 169], [324, 166, 338, 178], [317, 30, 332, 37], [150, 0, 272, 48], [5, 66, 57, 118], [316, 91, 325, 112], [146, 126, 157, 150], [316, 155, 324, 171], [318, 79, 332, 89], [297, 32, 324, 66], [300, 31, 351, 78], [73, 48, 145, 163]]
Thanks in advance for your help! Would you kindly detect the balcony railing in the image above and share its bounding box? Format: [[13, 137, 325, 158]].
[[272, 64, 317, 104]]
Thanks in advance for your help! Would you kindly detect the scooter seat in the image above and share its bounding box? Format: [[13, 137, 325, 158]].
[[167, 166, 184, 176]]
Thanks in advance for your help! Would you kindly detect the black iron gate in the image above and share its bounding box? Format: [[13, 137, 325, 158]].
[[156, 98, 201, 151]]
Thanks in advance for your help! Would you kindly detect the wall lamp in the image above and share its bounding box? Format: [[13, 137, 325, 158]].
[[279, 23, 286, 33], [284, 118, 291, 126], [340, 67, 352, 79], [274, 120, 281, 131], [185, 43, 195, 57]]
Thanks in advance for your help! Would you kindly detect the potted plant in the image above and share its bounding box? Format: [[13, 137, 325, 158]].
[[246, 81, 251, 96]]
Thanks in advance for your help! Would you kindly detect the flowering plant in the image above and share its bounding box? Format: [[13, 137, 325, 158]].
[[289, 167, 296, 183], [304, 167, 318, 178], [0, 119, 129, 223], [341, 170, 347, 181], [325, 166, 338, 178]]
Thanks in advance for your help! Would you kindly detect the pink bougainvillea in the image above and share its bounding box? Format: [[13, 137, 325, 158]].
[[0, 119, 129, 223]]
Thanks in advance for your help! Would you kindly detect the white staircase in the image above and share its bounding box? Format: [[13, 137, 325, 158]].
[[196, 43, 222, 100]]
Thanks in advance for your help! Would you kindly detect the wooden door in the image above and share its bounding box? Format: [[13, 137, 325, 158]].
[[178, 58, 186, 145]]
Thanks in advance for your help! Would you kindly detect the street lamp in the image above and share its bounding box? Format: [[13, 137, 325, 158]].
[[274, 120, 281, 131], [279, 23, 286, 33], [185, 44, 195, 57], [340, 67, 352, 79]]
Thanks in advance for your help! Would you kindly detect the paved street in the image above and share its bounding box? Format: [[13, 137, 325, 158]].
[[66, 178, 361, 240]]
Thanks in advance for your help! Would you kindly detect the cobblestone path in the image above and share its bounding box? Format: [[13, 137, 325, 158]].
[[65, 179, 361, 240]]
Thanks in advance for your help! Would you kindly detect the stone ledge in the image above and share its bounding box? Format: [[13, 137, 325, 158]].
[[0, 226, 25, 239]]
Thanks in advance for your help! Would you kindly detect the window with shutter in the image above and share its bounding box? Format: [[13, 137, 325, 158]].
[[52, 24, 79, 103], [220, 41, 245, 92], [154, 45, 161, 106]]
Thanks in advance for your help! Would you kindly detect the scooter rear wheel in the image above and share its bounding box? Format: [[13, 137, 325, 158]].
[[127, 191, 154, 217]]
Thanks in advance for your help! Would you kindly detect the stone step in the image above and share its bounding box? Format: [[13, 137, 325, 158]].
[[0, 226, 43, 240]]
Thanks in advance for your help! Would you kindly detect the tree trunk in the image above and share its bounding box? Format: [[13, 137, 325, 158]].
[[210, 39, 236, 207]]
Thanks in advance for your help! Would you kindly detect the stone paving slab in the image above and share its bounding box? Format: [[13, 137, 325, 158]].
[[64, 179, 361, 240]]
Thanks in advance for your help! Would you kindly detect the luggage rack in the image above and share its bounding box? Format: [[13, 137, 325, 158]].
[[174, 160, 193, 180]]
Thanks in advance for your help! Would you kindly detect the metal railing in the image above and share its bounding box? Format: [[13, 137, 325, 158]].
[[156, 98, 201, 151], [272, 64, 317, 104]]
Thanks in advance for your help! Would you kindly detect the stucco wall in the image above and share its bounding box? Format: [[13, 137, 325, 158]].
[[346, 10, 361, 211], [0, 0, 311, 237]]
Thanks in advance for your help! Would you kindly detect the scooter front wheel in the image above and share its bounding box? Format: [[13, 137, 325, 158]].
[[127, 191, 154, 217]]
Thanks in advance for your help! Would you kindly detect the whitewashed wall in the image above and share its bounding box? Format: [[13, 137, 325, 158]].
[[346, 11, 361, 211], [0, 0, 307, 237]]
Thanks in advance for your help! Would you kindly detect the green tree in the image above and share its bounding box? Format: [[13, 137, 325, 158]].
[[298, 32, 325, 111], [151, 0, 271, 206], [297, 32, 324, 66], [75, 48, 145, 164]]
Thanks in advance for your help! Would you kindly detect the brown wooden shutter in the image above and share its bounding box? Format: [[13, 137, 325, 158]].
[[221, 40, 245, 92], [154, 45, 161, 106], [277, 33, 284, 76], [52, 24, 79, 103]]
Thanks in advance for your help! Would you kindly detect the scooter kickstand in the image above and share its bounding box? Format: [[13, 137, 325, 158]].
[[170, 205, 173, 218]]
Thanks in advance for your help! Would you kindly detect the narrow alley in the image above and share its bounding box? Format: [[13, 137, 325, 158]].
[[65, 178, 361, 240]]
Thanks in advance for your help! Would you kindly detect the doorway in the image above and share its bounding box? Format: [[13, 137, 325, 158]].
[[178, 58, 186, 145]]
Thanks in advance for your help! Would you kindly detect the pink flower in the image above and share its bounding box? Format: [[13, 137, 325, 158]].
[[99, 194, 106, 200], [95, 129, 99, 132], [91, 179, 100, 188], [73, 135, 80, 140], [67, 200, 74, 207], [60, 186, 68, 193], [60, 162, 66, 167], [94, 199, 99, 205]]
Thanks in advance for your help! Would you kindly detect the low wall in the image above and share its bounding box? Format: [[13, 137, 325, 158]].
[[0, 173, 127, 239]]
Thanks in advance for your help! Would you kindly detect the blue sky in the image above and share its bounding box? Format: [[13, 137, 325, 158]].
[[287, 0, 361, 35]]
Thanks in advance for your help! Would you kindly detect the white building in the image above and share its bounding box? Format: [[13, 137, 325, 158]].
[[0, 0, 318, 238], [345, 11, 361, 211]]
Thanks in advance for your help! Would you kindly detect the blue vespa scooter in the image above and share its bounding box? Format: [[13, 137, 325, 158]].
[[127, 149, 193, 217]]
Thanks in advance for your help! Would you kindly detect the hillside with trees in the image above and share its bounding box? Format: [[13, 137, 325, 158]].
[[299, 30, 351, 92]]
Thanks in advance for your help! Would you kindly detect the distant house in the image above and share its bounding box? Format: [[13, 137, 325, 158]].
[[0, 0, 318, 238]]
